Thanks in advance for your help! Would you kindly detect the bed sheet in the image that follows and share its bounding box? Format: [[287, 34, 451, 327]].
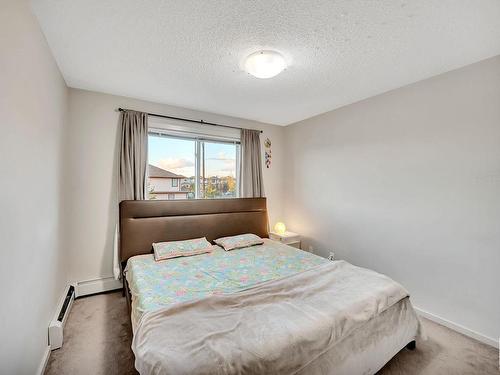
[[125, 239, 326, 330]]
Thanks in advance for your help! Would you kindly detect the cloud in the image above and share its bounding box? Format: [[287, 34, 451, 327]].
[[205, 152, 236, 177], [154, 152, 236, 178], [155, 158, 195, 176], [206, 151, 235, 162], [157, 158, 194, 169]]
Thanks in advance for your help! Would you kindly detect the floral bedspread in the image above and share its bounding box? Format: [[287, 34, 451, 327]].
[[126, 239, 326, 329]]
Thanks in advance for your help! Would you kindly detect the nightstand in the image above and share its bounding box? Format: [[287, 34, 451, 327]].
[[269, 231, 301, 249]]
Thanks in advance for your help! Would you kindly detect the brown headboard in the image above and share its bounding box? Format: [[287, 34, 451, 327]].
[[119, 198, 269, 264]]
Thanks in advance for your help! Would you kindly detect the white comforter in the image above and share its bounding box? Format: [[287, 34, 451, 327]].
[[132, 261, 415, 375]]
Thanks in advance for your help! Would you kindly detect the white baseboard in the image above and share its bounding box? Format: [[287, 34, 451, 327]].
[[37, 345, 51, 375], [414, 306, 498, 349], [49, 285, 76, 350], [38, 278, 121, 374], [75, 276, 122, 298]]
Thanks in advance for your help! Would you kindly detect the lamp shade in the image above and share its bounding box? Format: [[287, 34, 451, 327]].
[[274, 222, 286, 235]]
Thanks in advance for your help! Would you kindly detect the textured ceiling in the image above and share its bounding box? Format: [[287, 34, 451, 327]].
[[32, 0, 500, 125]]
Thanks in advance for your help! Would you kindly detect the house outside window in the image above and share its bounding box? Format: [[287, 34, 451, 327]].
[[148, 129, 240, 200], [147, 164, 189, 200]]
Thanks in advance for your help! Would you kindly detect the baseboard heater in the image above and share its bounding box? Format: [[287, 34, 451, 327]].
[[48, 285, 75, 350]]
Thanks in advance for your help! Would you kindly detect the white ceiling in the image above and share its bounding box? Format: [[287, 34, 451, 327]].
[[32, 0, 500, 125]]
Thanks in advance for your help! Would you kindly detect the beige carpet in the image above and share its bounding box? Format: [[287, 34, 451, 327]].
[[45, 291, 499, 375]]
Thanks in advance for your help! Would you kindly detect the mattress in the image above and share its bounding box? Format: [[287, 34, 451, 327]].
[[125, 239, 326, 330]]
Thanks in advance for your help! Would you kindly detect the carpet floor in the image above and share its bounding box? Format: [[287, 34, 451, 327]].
[[45, 291, 499, 375]]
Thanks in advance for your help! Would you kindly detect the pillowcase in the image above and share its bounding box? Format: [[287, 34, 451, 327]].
[[214, 233, 264, 251], [153, 237, 214, 261]]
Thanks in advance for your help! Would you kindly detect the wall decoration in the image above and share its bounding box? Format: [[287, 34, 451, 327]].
[[264, 138, 272, 168]]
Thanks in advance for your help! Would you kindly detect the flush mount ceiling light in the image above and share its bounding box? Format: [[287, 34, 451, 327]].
[[244, 50, 286, 79]]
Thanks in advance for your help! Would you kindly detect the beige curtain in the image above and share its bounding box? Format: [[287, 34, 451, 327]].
[[239, 128, 264, 197], [119, 110, 148, 201], [114, 110, 148, 279]]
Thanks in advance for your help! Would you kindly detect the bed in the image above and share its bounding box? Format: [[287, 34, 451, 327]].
[[120, 198, 422, 374]]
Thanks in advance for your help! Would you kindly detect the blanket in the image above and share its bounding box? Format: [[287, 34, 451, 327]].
[[132, 260, 410, 375]]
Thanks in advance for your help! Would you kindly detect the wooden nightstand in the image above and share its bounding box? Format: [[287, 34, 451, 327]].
[[269, 231, 301, 249]]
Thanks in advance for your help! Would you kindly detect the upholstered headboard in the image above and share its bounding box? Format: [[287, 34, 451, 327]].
[[119, 198, 269, 264]]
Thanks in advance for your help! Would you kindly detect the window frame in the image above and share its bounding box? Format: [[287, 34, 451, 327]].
[[171, 178, 178, 187], [148, 127, 240, 200]]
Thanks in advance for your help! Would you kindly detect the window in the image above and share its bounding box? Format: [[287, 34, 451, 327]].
[[148, 132, 239, 200]]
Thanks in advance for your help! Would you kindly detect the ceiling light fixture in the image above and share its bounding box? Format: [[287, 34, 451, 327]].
[[244, 50, 286, 79]]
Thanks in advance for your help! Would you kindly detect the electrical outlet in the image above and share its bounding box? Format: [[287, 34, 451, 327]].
[[328, 252, 335, 261]]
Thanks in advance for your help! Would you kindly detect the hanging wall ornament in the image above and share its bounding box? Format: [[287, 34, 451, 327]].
[[264, 138, 272, 168]]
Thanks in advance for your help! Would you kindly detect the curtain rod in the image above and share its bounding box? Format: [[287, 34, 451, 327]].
[[117, 108, 263, 133]]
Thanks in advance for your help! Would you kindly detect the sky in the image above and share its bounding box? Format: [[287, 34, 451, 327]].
[[148, 135, 237, 178]]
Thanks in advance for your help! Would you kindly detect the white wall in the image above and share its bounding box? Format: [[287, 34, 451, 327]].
[[283, 56, 500, 344], [0, 1, 69, 373], [149, 178, 182, 193], [66, 89, 285, 282]]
